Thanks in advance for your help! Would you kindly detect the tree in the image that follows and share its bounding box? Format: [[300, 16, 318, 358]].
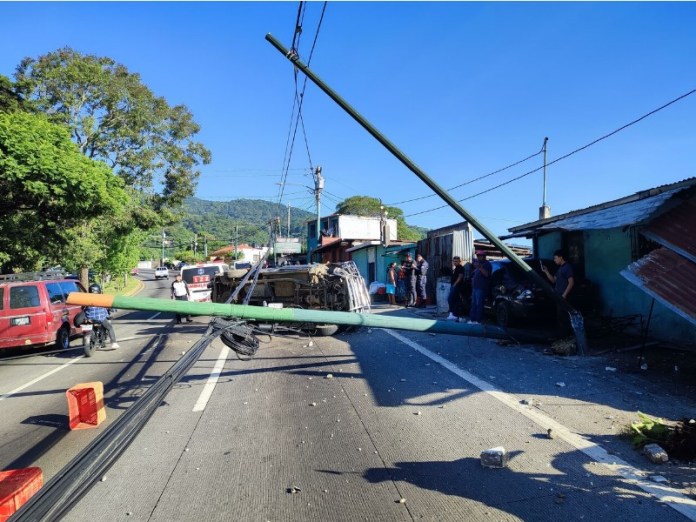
[[0, 75, 26, 113], [14, 47, 211, 211], [0, 111, 129, 271], [334, 195, 425, 241]]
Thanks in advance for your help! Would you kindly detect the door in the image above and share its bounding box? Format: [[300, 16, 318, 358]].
[[5, 284, 45, 348]]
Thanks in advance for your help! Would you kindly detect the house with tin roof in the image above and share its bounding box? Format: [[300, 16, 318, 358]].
[[504, 177, 696, 347]]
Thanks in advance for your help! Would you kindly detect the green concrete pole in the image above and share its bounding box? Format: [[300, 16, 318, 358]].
[[67, 293, 549, 342], [264, 34, 586, 355]]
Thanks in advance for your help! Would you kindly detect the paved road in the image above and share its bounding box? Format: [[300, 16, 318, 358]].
[[0, 270, 182, 479], [2, 277, 695, 521]]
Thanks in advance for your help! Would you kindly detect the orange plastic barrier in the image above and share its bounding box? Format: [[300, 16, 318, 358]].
[[66, 381, 106, 430], [0, 467, 43, 521]]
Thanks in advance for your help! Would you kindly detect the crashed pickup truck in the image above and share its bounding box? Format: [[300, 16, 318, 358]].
[[211, 261, 371, 335]]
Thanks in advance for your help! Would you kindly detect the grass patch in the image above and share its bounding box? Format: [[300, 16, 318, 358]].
[[102, 275, 141, 296]]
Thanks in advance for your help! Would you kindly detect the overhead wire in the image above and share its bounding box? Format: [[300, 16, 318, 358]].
[[388, 144, 544, 206], [404, 86, 696, 218]]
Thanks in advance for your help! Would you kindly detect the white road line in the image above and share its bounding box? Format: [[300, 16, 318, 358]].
[[148, 312, 161, 320], [192, 344, 229, 412], [385, 329, 696, 521], [0, 357, 83, 402]]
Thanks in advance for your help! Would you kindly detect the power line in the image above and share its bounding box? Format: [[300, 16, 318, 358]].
[[388, 143, 544, 206], [404, 86, 696, 218]]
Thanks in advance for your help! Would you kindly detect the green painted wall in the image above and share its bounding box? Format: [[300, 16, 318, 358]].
[[537, 228, 696, 344]]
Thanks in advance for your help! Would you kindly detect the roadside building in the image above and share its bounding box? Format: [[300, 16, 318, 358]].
[[306, 214, 398, 263], [504, 177, 696, 347]]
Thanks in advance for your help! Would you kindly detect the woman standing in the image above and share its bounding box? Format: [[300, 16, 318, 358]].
[[386, 262, 397, 306]]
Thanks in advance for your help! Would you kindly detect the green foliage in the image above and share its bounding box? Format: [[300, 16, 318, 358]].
[[0, 111, 128, 271], [14, 47, 211, 211], [0, 75, 27, 113], [627, 412, 672, 447]]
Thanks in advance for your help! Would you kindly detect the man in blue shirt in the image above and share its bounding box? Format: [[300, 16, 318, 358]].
[[469, 251, 492, 324], [84, 284, 119, 348], [542, 249, 575, 335]]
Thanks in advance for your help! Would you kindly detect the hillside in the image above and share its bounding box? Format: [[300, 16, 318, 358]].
[[177, 198, 314, 250]]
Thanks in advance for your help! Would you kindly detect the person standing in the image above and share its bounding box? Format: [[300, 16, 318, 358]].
[[415, 254, 429, 307], [541, 249, 575, 334], [171, 273, 193, 324], [402, 253, 416, 307], [386, 262, 397, 306], [469, 250, 492, 324], [446, 256, 465, 320]]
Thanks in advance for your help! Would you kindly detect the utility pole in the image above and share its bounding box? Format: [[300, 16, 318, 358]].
[[161, 230, 166, 267], [313, 166, 324, 241], [539, 137, 550, 219], [234, 225, 239, 260], [204, 236, 208, 260], [287, 204, 291, 238], [193, 233, 198, 259]]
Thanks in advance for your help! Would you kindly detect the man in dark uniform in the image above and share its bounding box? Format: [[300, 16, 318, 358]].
[[415, 254, 429, 307], [401, 253, 416, 307]]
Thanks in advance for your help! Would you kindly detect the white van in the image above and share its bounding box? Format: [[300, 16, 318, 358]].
[[180, 263, 229, 302]]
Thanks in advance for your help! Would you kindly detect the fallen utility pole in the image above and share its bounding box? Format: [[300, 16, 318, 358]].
[[265, 33, 587, 355], [66, 293, 550, 343]]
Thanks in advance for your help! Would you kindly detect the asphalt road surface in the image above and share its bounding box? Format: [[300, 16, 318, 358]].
[[1, 270, 694, 521]]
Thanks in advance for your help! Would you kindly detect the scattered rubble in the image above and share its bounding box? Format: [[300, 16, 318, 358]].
[[643, 443, 669, 464], [480, 447, 509, 468], [287, 486, 302, 494]]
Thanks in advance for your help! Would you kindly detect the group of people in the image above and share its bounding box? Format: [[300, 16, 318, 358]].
[[446, 250, 492, 324], [385, 252, 429, 307], [445, 248, 575, 326]]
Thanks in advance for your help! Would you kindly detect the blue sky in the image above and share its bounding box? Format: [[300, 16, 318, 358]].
[[1, 2, 695, 240]]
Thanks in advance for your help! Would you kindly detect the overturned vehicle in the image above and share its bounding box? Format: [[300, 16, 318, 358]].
[[211, 261, 371, 336]]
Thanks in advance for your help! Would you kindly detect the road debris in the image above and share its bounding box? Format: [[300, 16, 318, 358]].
[[480, 446, 509, 468], [547, 428, 556, 440], [643, 443, 668, 463], [287, 486, 302, 494], [326, 373, 333, 379]]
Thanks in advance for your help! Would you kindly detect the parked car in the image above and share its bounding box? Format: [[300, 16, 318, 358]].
[[484, 257, 595, 327], [155, 266, 169, 280], [0, 271, 87, 350]]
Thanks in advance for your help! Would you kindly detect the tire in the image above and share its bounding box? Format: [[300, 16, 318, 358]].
[[83, 331, 97, 357], [55, 326, 70, 350], [495, 301, 513, 328]]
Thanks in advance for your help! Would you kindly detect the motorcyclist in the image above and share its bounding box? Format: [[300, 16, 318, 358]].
[[84, 283, 119, 349]]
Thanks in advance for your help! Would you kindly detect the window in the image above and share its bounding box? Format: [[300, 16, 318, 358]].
[[10, 286, 40, 309], [0, 288, 4, 310], [46, 283, 65, 304], [59, 281, 83, 297]]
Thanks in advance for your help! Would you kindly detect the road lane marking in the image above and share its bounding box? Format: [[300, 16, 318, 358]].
[[148, 312, 161, 320], [385, 329, 696, 521], [192, 344, 229, 412], [0, 357, 82, 402]]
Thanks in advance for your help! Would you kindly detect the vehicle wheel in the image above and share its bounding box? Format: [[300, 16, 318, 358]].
[[495, 301, 513, 328], [83, 332, 97, 357], [312, 324, 339, 337], [55, 326, 70, 350]]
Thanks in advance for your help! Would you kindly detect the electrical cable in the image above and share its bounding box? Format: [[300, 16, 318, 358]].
[[403, 87, 696, 218], [389, 144, 544, 206]]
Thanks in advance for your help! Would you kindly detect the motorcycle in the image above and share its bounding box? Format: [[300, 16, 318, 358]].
[[81, 319, 110, 357]]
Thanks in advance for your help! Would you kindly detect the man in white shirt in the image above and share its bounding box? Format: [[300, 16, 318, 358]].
[[171, 273, 193, 324]]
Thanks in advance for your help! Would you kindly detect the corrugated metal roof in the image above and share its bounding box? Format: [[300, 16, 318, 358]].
[[508, 177, 696, 235], [620, 248, 696, 327], [643, 196, 696, 263], [534, 188, 681, 231]]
